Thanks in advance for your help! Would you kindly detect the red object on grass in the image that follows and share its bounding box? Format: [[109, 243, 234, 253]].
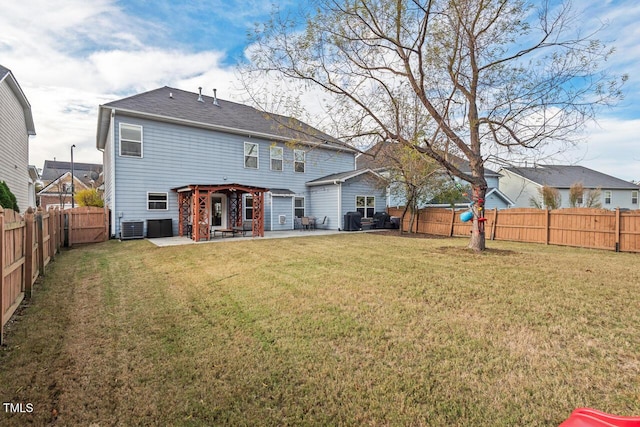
[[559, 408, 640, 427]]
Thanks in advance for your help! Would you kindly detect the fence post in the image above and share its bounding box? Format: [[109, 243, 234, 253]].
[[490, 208, 498, 240], [449, 209, 455, 237], [36, 206, 45, 275], [0, 207, 5, 345], [48, 207, 55, 261], [545, 208, 550, 245], [55, 208, 62, 252], [615, 208, 620, 252], [24, 208, 34, 298]]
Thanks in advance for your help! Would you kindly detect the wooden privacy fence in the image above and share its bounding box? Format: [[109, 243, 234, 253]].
[[0, 206, 108, 344], [388, 207, 640, 253], [68, 206, 109, 245]]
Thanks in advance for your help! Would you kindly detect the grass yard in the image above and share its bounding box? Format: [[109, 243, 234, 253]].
[[1, 233, 639, 426]]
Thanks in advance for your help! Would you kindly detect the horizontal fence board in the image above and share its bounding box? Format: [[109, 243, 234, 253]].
[[388, 206, 640, 253]]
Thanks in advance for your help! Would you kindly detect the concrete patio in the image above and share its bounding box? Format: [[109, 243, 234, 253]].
[[146, 228, 380, 247]]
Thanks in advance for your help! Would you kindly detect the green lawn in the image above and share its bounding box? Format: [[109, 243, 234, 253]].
[[1, 233, 639, 426]]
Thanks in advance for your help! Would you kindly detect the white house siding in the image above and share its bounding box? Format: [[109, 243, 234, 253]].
[[498, 169, 542, 208], [0, 80, 29, 211], [108, 115, 356, 236]]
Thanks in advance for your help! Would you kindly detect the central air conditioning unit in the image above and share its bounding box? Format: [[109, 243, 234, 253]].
[[279, 215, 286, 225], [121, 220, 144, 240]]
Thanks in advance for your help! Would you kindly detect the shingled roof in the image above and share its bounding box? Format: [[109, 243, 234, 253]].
[[501, 165, 639, 189], [97, 86, 350, 152]]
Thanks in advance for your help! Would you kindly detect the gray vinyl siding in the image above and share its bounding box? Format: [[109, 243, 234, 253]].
[[110, 115, 355, 236], [270, 195, 294, 231], [0, 80, 29, 211], [484, 191, 510, 210], [340, 174, 387, 222], [499, 171, 640, 209], [308, 184, 340, 230]]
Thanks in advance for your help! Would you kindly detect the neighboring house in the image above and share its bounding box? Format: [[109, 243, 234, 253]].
[[38, 160, 103, 209], [95, 86, 386, 240], [0, 64, 36, 211], [357, 145, 513, 210], [499, 165, 640, 209]]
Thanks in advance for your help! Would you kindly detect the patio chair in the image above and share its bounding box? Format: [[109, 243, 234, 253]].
[[301, 216, 311, 230]]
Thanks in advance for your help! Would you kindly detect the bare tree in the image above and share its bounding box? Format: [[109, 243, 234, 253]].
[[244, 0, 626, 251], [371, 142, 445, 233], [569, 182, 584, 207], [530, 185, 561, 209]]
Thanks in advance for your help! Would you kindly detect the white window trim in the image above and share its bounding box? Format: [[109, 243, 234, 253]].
[[604, 190, 612, 205], [147, 192, 168, 211], [632, 190, 638, 205], [119, 123, 143, 158], [244, 194, 254, 221], [270, 146, 283, 171], [244, 142, 259, 169], [294, 149, 305, 173], [294, 196, 305, 218], [356, 195, 375, 218]]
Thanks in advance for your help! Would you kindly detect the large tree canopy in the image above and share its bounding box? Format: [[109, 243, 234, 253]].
[[245, 0, 626, 250]]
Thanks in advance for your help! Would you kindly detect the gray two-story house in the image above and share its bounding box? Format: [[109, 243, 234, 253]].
[[96, 86, 385, 241]]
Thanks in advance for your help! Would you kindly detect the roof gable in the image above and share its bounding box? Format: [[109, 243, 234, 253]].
[[306, 168, 385, 186], [97, 86, 351, 152], [501, 165, 639, 190], [0, 64, 35, 135]]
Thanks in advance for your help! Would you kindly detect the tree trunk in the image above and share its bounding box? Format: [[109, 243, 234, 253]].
[[468, 184, 487, 251]]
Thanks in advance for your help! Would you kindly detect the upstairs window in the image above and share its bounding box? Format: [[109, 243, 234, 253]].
[[120, 123, 143, 157], [356, 196, 375, 218], [632, 191, 638, 205], [148, 192, 168, 210], [270, 146, 283, 171], [294, 149, 305, 173], [604, 190, 612, 205], [244, 142, 259, 169]]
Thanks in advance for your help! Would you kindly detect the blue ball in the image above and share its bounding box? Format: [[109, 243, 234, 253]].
[[460, 211, 473, 222]]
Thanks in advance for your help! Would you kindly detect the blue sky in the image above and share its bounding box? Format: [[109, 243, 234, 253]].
[[1, 0, 638, 181]]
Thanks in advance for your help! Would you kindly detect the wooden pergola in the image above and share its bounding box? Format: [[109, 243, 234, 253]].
[[172, 184, 268, 242]]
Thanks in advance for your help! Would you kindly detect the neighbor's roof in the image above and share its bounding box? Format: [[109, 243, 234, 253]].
[[97, 86, 352, 153], [0, 64, 35, 135], [500, 165, 639, 190], [357, 141, 499, 177], [41, 160, 103, 181], [306, 168, 385, 187]]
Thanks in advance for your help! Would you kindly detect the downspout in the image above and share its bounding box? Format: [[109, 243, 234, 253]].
[[110, 109, 116, 237], [335, 180, 342, 230]]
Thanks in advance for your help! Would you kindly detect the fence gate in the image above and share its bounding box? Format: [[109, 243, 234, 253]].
[[67, 207, 108, 245]]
